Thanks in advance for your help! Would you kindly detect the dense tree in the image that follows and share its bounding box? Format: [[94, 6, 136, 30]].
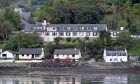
[[3, 8, 21, 29], [0, 21, 13, 40], [113, 32, 134, 48], [4, 32, 43, 51], [99, 30, 111, 46]]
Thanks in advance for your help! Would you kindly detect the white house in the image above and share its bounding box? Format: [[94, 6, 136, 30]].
[[53, 49, 82, 61], [103, 49, 128, 62], [0, 50, 16, 62], [19, 48, 44, 60]]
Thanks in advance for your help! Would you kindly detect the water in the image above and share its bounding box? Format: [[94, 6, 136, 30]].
[[0, 73, 140, 84]]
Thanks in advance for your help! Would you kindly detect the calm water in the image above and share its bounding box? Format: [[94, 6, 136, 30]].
[[0, 73, 140, 84]]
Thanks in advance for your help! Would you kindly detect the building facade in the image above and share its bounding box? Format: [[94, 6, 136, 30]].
[[23, 20, 108, 41], [103, 49, 128, 62], [19, 48, 44, 60], [53, 49, 82, 61], [0, 50, 16, 62], [23, 20, 127, 42]]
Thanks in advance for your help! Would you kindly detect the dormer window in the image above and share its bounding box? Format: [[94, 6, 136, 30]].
[[87, 27, 91, 30], [75, 27, 77, 30], [53, 27, 56, 30], [94, 27, 97, 30], [60, 27, 64, 30], [67, 27, 71, 30], [80, 27, 84, 30]]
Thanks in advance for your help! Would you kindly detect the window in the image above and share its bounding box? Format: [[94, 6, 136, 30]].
[[45, 32, 49, 36], [60, 27, 64, 30], [86, 32, 90, 36], [59, 32, 64, 36], [2, 54, 6, 57], [110, 59, 112, 61], [35, 55, 39, 57], [93, 32, 97, 36], [74, 27, 77, 30], [53, 27, 55, 30], [113, 32, 117, 36], [72, 54, 75, 57], [80, 32, 84, 36], [27, 54, 29, 57], [87, 27, 91, 30], [73, 32, 77, 36], [66, 32, 71, 36], [94, 27, 97, 30], [67, 54, 69, 57], [114, 58, 118, 61], [52, 32, 57, 36], [22, 54, 24, 57], [56, 54, 59, 57]]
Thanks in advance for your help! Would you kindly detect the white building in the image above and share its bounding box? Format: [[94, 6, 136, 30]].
[[103, 49, 128, 62], [0, 50, 16, 62], [53, 49, 82, 61], [19, 48, 44, 60], [23, 20, 108, 42]]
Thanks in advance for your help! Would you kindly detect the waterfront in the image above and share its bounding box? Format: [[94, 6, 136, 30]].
[[0, 73, 140, 84]]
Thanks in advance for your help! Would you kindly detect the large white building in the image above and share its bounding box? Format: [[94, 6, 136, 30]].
[[103, 49, 128, 62], [23, 20, 126, 42], [23, 20, 108, 41]]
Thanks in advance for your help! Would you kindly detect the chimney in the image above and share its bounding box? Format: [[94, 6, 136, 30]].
[[120, 27, 124, 31], [0, 49, 2, 53]]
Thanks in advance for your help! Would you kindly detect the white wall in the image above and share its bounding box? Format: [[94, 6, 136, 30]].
[[19, 49, 44, 60], [42, 32, 99, 42], [54, 52, 82, 60], [0, 51, 15, 59], [104, 56, 128, 62]]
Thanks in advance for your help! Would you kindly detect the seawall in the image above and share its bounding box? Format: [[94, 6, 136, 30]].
[[0, 62, 140, 75]]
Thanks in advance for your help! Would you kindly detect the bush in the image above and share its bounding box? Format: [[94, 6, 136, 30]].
[[66, 37, 72, 42], [54, 58, 61, 63]]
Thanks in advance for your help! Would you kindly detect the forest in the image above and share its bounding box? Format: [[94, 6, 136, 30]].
[[37, 0, 140, 33]]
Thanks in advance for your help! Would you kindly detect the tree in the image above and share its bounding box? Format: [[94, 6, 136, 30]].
[[114, 32, 134, 48], [3, 8, 21, 30], [0, 20, 13, 40], [5, 32, 43, 51], [99, 30, 111, 47]]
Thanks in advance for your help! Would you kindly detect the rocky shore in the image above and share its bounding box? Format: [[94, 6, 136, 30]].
[[0, 62, 140, 75]]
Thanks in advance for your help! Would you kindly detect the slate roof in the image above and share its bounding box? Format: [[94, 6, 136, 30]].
[[23, 23, 107, 32], [7, 50, 16, 54], [54, 49, 80, 55], [19, 48, 43, 54], [106, 50, 127, 56], [48, 24, 107, 32]]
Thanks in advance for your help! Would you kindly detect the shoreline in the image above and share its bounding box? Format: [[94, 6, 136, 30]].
[[0, 62, 140, 75]]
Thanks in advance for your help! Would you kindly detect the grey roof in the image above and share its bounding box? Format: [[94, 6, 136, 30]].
[[54, 49, 80, 55], [23, 23, 107, 32], [2, 50, 16, 54], [106, 50, 127, 56], [20, 12, 31, 20], [24, 24, 43, 32], [19, 48, 42, 54], [48, 24, 107, 32]]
